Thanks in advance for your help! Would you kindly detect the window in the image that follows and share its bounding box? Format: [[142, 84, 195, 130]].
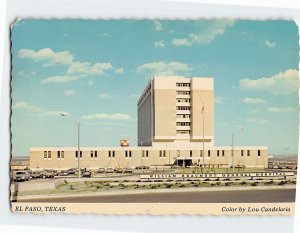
[[44, 151, 47, 159], [176, 106, 190, 111], [112, 151, 115, 157], [176, 83, 190, 87], [129, 151, 132, 157], [217, 150, 219, 157], [222, 150, 225, 157], [176, 130, 190, 134], [258, 150, 261, 157], [75, 151, 82, 158], [61, 151, 64, 159], [91, 151, 94, 158], [159, 150, 162, 157], [176, 122, 191, 126], [95, 151, 97, 158], [208, 150, 211, 157], [146, 150, 149, 157], [125, 151, 128, 157], [108, 151, 111, 157], [176, 91, 190, 95], [57, 151, 61, 159], [190, 150, 193, 157], [241, 150, 244, 157], [247, 150, 250, 157], [142, 150, 145, 157], [48, 151, 51, 159], [163, 150, 166, 157]]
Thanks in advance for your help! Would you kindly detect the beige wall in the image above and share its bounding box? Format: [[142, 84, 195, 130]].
[[30, 146, 268, 170], [153, 89, 177, 140]]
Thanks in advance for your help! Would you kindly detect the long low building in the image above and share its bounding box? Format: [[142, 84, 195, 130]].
[[30, 146, 268, 170]]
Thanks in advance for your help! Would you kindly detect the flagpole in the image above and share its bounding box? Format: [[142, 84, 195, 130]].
[[202, 101, 205, 172]]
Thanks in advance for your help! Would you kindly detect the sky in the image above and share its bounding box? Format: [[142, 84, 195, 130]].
[[11, 19, 299, 156]]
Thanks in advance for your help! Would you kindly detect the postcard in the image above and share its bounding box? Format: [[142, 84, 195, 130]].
[[10, 19, 298, 215]]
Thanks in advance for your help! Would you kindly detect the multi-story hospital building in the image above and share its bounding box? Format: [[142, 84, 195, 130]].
[[30, 76, 268, 170]]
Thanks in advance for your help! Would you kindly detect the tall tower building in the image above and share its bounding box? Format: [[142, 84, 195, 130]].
[[137, 76, 214, 149]]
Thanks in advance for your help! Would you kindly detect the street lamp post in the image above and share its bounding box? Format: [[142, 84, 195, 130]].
[[283, 147, 289, 168], [60, 113, 81, 178]]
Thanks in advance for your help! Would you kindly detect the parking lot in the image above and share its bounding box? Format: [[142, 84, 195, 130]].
[[11, 165, 297, 184]]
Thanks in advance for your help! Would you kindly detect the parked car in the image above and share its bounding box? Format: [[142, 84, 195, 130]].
[[13, 170, 31, 182], [123, 168, 133, 173], [58, 170, 69, 176], [97, 168, 105, 173], [31, 171, 42, 179], [114, 167, 123, 173], [81, 170, 92, 178], [41, 170, 55, 178], [106, 167, 114, 173], [67, 168, 76, 175]]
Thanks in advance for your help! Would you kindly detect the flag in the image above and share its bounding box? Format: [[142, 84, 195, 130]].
[[201, 105, 204, 114]]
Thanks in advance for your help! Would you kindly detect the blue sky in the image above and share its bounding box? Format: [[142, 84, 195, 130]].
[[11, 19, 299, 156]]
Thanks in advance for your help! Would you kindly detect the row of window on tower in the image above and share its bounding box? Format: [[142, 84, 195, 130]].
[[176, 82, 191, 87], [176, 91, 190, 95], [176, 106, 191, 110]]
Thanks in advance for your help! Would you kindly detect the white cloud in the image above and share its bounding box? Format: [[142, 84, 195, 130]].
[[81, 113, 131, 120], [98, 93, 111, 99], [154, 20, 163, 31], [137, 61, 192, 76], [267, 107, 297, 113], [115, 67, 124, 74], [16, 71, 36, 78], [18, 48, 74, 66], [14, 101, 39, 112], [171, 38, 191, 47], [171, 20, 234, 47], [64, 89, 76, 96], [41, 76, 80, 84], [240, 69, 299, 95], [67, 62, 114, 76], [265, 40, 276, 48], [154, 40, 165, 48], [242, 98, 267, 104], [215, 96, 224, 104]]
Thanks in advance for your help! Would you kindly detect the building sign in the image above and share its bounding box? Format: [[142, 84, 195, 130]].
[[140, 172, 295, 180]]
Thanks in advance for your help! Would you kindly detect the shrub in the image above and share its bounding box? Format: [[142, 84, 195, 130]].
[[251, 182, 257, 186], [278, 181, 287, 186], [241, 181, 247, 185]]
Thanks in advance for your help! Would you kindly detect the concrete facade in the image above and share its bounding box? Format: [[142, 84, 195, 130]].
[[138, 76, 214, 148], [30, 146, 268, 170]]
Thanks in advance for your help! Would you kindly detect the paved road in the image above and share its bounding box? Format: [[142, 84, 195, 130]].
[[18, 189, 296, 203]]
